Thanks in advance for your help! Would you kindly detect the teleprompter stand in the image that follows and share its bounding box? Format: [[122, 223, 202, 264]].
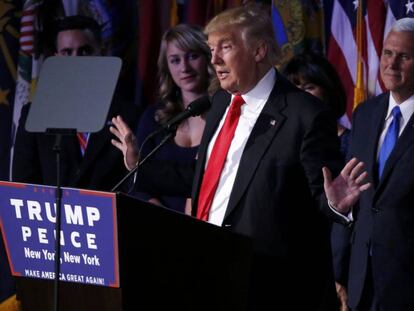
[[24, 56, 122, 311]]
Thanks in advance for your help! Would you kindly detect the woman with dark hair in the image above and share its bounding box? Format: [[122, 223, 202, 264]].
[[283, 52, 350, 156], [111, 24, 216, 214], [284, 52, 351, 311]]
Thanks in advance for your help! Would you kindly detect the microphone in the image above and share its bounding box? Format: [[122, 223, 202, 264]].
[[150, 95, 211, 137], [166, 95, 211, 129], [110, 95, 211, 192]]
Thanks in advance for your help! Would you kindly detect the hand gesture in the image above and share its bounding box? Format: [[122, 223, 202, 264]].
[[110, 115, 139, 170], [323, 158, 371, 214], [335, 282, 349, 311]]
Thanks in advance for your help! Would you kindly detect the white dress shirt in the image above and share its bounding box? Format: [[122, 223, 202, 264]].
[[376, 93, 414, 159], [207, 68, 276, 226]]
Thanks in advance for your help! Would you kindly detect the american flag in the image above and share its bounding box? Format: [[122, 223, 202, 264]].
[[18, 2, 37, 55], [0, 1, 20, 182], [10, 0, 43, 179], [327, 0, 414, 122]]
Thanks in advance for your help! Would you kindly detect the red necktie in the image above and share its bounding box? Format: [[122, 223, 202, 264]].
[[77, 132, 89, 156], [197, 95, 245, 221]]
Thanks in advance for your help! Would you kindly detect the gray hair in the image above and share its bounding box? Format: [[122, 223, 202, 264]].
[[391, 17, 414, 32]]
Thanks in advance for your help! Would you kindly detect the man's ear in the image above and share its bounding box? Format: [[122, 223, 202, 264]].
[[254, 41, 267, 62]]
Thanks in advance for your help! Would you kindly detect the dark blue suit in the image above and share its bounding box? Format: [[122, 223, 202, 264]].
[[347, 92, 414, 310], [12, 97, 138, 192], [0, 235, 15, 303]]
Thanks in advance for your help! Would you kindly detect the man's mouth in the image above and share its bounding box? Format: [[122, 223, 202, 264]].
[[216, 70, 229, 79]]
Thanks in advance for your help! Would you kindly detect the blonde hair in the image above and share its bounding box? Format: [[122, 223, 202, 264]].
[[205, 4, 279, 65], [156, 24, 216, 124]]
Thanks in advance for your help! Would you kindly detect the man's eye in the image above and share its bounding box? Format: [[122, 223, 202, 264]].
[[383, 50, 392, 56], [79, 46, 94, 56], [59, 49, 71, 56], [400, 54, 410, 61]]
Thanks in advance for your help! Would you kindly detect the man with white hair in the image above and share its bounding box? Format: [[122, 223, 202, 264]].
[[339, 17, 414, 311]]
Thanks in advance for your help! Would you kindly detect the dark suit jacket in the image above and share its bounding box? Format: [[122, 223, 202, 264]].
[[347, 92, 414, 310], [0, 234, 14, 303], [12, 98, 138, 192], [139, 72, 345, 310]]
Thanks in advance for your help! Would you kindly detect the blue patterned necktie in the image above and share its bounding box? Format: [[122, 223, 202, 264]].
[[378, 106, 401, 178]]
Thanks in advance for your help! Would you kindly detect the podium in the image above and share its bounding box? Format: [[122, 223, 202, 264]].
[[0, 182, 252, 310]]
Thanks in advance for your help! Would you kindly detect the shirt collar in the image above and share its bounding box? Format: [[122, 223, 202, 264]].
[[231, 68, 276, 112], [388, 92, 414, 122]]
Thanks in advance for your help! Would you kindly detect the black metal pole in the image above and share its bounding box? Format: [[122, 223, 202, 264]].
[[53, 134, 63, 311], [111, 131, 175, 192]]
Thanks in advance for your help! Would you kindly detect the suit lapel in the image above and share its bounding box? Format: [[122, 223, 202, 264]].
[[75, 124, 110, 182], [192, 90, 231, 210], [366, 95, 389, 188], [224, 75, 287, 218]]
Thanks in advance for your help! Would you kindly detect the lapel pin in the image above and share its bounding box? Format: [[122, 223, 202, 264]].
[[270, 119, 276, 126]]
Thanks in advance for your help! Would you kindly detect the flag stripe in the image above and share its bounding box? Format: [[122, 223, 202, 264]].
[[326, 0, 408, 118], [330, 0, 357, 85], [328, 35, 355, 118]]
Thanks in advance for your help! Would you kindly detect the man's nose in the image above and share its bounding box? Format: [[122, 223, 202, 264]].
[[211, 51, 221, 65], [71, 49, 82, 56], [389, 55, 400, 69]]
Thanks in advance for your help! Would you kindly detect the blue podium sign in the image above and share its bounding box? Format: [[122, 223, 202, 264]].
[[0, 181, 119, 287]]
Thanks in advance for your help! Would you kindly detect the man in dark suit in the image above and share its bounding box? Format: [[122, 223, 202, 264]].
[[7, 15, 137, 310], [111, 5, 368, 310], [0, 237, 15, 307], [329, 17, 414, 311], [12, 15, 137, 191]]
